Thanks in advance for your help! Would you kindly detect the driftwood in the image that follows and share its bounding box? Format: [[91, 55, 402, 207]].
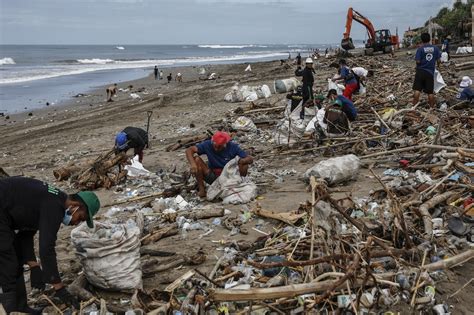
[[165, 270, 195, 292], [69, 274, 94, 301], [418, 191, 458, 239], [53, 151, 129, 189], [361, 144, 474, 159], [141, 223, 179, 245], [165, 134, 209, 152], [210, 277, 368, 302], [53, 166, 82, 181], [243, 105, 285, 115], [210, 250, 473, 302], [184, 208, 225, 220], [102, 186, 182, 207], [253, 207, 306, 225], [423, 249, 474, 271]]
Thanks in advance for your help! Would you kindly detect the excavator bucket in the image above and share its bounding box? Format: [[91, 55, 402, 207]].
[[341, 37, 355, 51]]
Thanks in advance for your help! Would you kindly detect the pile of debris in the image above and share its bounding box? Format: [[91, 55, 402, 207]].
[[31, 53, 473, 314], [53, 150, 129, 189]]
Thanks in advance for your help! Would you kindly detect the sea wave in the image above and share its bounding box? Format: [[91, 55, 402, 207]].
[[198, 44, 267, 49], [0, 57, 16, 65], [0, 52, 287, 84], [77, 58, 115, 64]]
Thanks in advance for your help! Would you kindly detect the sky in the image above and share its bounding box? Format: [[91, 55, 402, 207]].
[[0, 0, 460, 45]]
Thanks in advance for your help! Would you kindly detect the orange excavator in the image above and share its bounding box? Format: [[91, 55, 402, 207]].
[[341, 7, 398, 55]]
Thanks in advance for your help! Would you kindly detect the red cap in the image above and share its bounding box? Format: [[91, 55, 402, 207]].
[[212, 131, 231, 145]]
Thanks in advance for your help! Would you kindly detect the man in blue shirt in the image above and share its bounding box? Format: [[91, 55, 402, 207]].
[[186, 131, 254, 198], [412, 33, 441, 108], [332, 59, 358, 101], [326, 89, 357, 121]]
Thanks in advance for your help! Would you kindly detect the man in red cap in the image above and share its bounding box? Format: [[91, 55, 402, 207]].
[[185, 131, 253, 198]]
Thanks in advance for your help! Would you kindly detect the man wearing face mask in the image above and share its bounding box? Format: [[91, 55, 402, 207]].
[[0, 176, 100, 313], [186, 131, 253, 198]]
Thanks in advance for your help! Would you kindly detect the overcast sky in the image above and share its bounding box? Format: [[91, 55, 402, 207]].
[[0, 0, 458, 45]]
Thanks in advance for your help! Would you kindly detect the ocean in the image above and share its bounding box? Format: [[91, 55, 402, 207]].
[[0, 44, 335, 113]]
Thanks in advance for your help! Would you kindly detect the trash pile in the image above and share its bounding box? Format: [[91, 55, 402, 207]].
[[224, 84, 272, 103], [33, 54, 473, 314], [53, 150, 129, 189]]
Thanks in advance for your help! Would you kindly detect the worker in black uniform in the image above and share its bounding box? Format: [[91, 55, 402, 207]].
[[0, 176, 101, 313], [295, 57, 315, 106], [115, 126, 149, 163], [295, 57, 315, 118]]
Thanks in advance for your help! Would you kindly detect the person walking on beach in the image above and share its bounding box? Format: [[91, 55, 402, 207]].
[[154, 66, 158, 80], [115, 126, 149, 163], [185, 131, 253, 198], [159, 70, 163, 80], [167, 73, 172, 83], [412, 32, 441, 108], [442, 36, 451, 59], [295, 57, 315, 110], [106, 83, 117, 102], [296, 53, 302, 66], [176, 72, 183, 83], [0, 177, 100, 313]]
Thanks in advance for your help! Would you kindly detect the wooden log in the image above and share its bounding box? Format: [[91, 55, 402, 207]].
[[142, 257, 185, 274], [68, 274, 94, 301], [253, 208, 306, 225], [360, 144, 474, 159], [165, 270, 195, 292], [165, 134, 209, 152], [53, 166, 82, 181], [243, 105, 286, 114], [210, 278, 362, 302], [458, 149, 474, 160], [141, 223, 179, 245], [423, 249, 474, 272], [184, 208, 225, 220]]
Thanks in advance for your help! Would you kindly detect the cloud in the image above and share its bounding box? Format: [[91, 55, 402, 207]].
[[0, 0, 453, 44]]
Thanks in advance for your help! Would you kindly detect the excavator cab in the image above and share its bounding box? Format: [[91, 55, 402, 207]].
[[368, 29, 393, 53]]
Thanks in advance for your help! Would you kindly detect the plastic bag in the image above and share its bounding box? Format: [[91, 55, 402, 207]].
[[456, 46, 473, 54], [207, 157, 257, 204], [434, 70, 446, 94], [303, 154, 360, 185], [274, 78, 300, 93], [327, 79, 344, 95], [232, 116, 257, 132], [124, 155, 152, 177], [224, 84, 271, 103], [274, 103, 313, 145], [440, 52, 449, 63], [71, 214, 144, 290]]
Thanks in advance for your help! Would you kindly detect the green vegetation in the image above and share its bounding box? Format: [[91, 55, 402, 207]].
[[428, 0, 473, 39]]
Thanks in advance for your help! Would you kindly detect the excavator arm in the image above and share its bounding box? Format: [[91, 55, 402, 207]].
[[341, 7, 376, 50]]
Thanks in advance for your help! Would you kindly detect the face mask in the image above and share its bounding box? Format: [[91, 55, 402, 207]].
[[62, 206, 78, 226]]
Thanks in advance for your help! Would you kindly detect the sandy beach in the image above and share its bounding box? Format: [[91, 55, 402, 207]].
[[1, 50, 473, 313]]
